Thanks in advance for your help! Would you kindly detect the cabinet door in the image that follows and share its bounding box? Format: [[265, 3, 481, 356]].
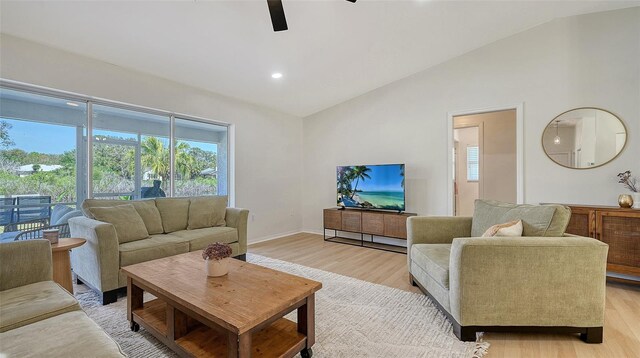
[[566, 206, 595, 238], [323, 209, 342, 230], [362, 212, 384, 235], [384, 214, 408, 239], [342, 211, 362, 232], [596, 210, 640, 277]]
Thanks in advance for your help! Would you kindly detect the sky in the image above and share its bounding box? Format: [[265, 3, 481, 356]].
[[3, 118, 217, 155], [339, 164, 404, 192]]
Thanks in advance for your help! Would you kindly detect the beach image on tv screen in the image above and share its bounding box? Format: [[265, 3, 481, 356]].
[[337, 164, 405, 211]]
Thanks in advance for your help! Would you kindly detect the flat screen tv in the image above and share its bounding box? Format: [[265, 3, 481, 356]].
[[337, 164, 405, 211]]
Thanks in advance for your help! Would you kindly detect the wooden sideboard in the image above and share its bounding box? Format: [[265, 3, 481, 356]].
[[564, 204, 640, 283], [323, 208, 417, 253]]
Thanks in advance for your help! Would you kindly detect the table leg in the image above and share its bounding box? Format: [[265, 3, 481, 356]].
[[168, 305, 188, 340], [298, 294, 316, 357], [227, 331, 252, 358], [52, 249, 73, 294], [127, 277, 143, 331]]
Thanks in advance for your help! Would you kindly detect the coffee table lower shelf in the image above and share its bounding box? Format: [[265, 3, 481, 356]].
[[132, 299, 307, 358]]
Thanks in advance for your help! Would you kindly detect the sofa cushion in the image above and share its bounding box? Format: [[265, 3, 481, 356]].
[[171, 227, 238, 251], [131, 200, 164, 235], [91, 204, 150, 244], [83, 199, 163, 235], [155, 197, 190, 233], [187, 196, 227, 229], [544, 204, 572, 237], [119, 234, 189, 267], [0, 281, 80, 333], [471, 200, 557, 237], [82, 198, 127, 219], [410, 244, 451, 289], [0, 311, 126, 357]]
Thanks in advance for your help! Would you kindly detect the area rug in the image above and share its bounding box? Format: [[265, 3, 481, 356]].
[[76, 254, 489, 358]]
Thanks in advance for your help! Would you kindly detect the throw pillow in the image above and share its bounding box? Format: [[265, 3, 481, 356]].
[[188, 196, 228, 230], [131, 200, 164, 235], [482, 220, 523, 237], [90, 204, 149, 244], [155, 198, 190, 233], [81, 199, 128, 219]]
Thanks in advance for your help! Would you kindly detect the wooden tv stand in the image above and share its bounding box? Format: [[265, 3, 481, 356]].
[[323, 208, 417, 253]]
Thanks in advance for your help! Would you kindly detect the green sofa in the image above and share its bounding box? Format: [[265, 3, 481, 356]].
[[69, 196, 249, 304], [0, 240, 126, 357], [407, 200, 609, 343]]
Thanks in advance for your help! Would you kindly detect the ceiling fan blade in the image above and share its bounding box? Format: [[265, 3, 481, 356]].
[[346, 0, 357, 2], [267, 0, 288, 32]]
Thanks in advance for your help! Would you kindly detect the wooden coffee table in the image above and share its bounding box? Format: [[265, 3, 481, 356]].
[[121, 251, 322, 358]]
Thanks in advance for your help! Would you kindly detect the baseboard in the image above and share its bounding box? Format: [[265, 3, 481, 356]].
[[248, 230, 303, 245], [301, 228, 323, 235]]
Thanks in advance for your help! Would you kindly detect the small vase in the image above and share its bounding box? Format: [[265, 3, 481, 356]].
[[206, 257, 229, 277], [618, 194, 633, 209], [633, 193, 640, 209]]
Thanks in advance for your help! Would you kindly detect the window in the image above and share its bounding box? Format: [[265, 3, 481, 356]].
[[174, 118, 228, 197], [0, 87, 87, 209], [92, 105, 171, 200], [0, 84, 231, 236], [467, 146, 479, 181]]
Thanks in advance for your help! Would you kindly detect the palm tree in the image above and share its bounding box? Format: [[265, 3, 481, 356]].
[[337, 167, 353, 196], [400, 164, 405, 189], [175, 142, 195, 179], [141, 137, 170, 183], [349, 165, 372, 199]]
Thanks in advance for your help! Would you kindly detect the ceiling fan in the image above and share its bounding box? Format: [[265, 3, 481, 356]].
[[267, 0, 356, 32]]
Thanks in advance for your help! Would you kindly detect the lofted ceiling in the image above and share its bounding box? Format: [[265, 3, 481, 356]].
[[1, 1, 638, 117]]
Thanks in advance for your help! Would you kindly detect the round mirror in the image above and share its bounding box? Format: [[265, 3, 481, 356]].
[[542, 107, 627, 169]]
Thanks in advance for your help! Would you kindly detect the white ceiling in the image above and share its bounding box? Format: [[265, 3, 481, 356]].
[[1, 1, 638, 117]]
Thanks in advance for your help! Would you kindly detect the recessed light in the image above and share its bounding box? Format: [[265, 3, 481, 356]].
[[271, 73, 283, 79], [66, 102, 79, 107]]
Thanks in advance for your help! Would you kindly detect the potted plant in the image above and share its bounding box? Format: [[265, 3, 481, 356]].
[[617, 170, 639, 209], [202, 242, 233, 277]]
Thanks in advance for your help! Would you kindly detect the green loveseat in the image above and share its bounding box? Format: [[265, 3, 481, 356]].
[[0, 240, 126, 357], [69, 196, 249, 304], [407, 200, 608, 343]]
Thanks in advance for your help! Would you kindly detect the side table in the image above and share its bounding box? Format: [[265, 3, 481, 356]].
[[51, 238, 86, 294]]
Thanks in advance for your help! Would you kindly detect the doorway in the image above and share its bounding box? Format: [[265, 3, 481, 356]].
[[450, 108, 519, 216]]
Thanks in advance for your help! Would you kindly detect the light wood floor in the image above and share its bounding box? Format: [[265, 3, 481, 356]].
[[249, 232, 640, 358]]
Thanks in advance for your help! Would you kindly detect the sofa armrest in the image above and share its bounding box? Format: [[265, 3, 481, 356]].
[[407, 216, 472, 271], [0, 240, 52, 291], [225, 208, 249, 255], [68, 217, 120, 292], [448, 236, 608, 327]]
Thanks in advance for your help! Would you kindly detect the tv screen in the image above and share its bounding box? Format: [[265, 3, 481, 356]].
[[337, 164, 405, 211]]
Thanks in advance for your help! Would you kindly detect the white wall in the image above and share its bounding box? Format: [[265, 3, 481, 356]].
[[302, 8, 639, 232], [0, 34, 303, 242]]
